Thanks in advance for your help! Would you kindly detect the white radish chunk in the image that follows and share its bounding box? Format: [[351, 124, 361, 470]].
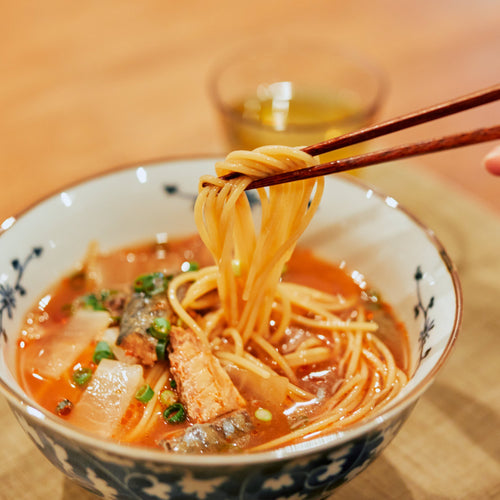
[[69, 359, 144, 438], [33, 309, 110, 379]]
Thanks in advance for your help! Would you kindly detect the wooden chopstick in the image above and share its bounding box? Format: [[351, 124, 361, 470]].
[[245, 124, 500, 190], [215, 83, 500, 189], [302, 83, 500, 157]]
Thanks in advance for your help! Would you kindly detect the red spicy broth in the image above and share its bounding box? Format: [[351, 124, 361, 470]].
[[17, 235, 409, 451]]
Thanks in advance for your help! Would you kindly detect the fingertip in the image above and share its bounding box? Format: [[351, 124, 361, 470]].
[[484, 146, 500, 176]]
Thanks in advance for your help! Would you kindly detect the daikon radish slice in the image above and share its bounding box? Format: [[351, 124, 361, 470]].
[[69, 359, 144, 437], [33, 309, 110, 379]]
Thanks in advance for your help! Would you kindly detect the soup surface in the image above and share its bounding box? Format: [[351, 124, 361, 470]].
[[17, 235, 408, 452]]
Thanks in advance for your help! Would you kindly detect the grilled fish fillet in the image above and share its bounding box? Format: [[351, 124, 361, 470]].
[[168, 326, 247, 423]]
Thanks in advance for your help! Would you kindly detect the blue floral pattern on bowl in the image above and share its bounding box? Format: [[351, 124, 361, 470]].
[[0, 247, 43, 340], [12, 402, 414, 500], [413, 266, 435, 361]]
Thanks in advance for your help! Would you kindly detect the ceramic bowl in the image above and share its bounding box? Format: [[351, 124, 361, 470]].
[[0, 157, 461, 499]]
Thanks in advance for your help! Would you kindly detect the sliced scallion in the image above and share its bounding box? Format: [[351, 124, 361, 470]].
[[133, 272, 170, 296], [156, 338, 167, 361], [147, 317, 171, 340], [81, 293, 107, 311], [163, 403, 186, 424], [72, 367, 93, 386], [159, 389, 177, 407], [135, 384, 155, 403], [181, 261, 199, 272], [92, 341, 114, 364], [255, 407, 272, 422]]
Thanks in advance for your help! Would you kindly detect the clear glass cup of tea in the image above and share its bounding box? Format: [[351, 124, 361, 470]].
[[208, 38, 387, 165]]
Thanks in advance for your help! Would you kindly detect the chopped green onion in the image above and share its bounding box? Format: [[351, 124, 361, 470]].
[[92, 341, 114, 364], [133, 272, 170, 296], [255, 407, 273, 422], [181, 261, 199, 272], [80, 290, 117, 312], [135, 384, 155, 403], [72, 367, 93, 387], [81, 293, 107, 311], [163, 403, 186, 424], [169, 379, 177, 389], [159, 389, 177, 407], [55, 399, 73, 416], [156, 338, 167, 361], [147, 317, 171, 340]]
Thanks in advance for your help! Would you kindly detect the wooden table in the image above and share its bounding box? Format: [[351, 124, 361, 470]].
[[1, 2, 499, 499]]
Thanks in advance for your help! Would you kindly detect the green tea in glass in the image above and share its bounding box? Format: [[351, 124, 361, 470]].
[[209, 38, 386, 166]]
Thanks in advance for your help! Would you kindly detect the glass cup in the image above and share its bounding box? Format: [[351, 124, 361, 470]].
[[208, 37, 387, 165]]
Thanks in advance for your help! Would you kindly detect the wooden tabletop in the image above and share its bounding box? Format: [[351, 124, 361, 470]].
[[1, 2, 499, 499]]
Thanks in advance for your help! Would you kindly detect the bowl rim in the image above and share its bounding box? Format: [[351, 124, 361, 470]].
[[0, 155, 462, 467]]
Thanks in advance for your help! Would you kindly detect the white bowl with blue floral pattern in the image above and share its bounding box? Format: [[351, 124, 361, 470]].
[[0, 157, 461, 499]]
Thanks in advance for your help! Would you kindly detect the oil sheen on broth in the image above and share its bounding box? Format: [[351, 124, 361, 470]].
[[17, 235, 409, 452]]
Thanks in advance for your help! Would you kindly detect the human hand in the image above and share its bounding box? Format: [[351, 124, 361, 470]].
[[484, 145, 500, 175]]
